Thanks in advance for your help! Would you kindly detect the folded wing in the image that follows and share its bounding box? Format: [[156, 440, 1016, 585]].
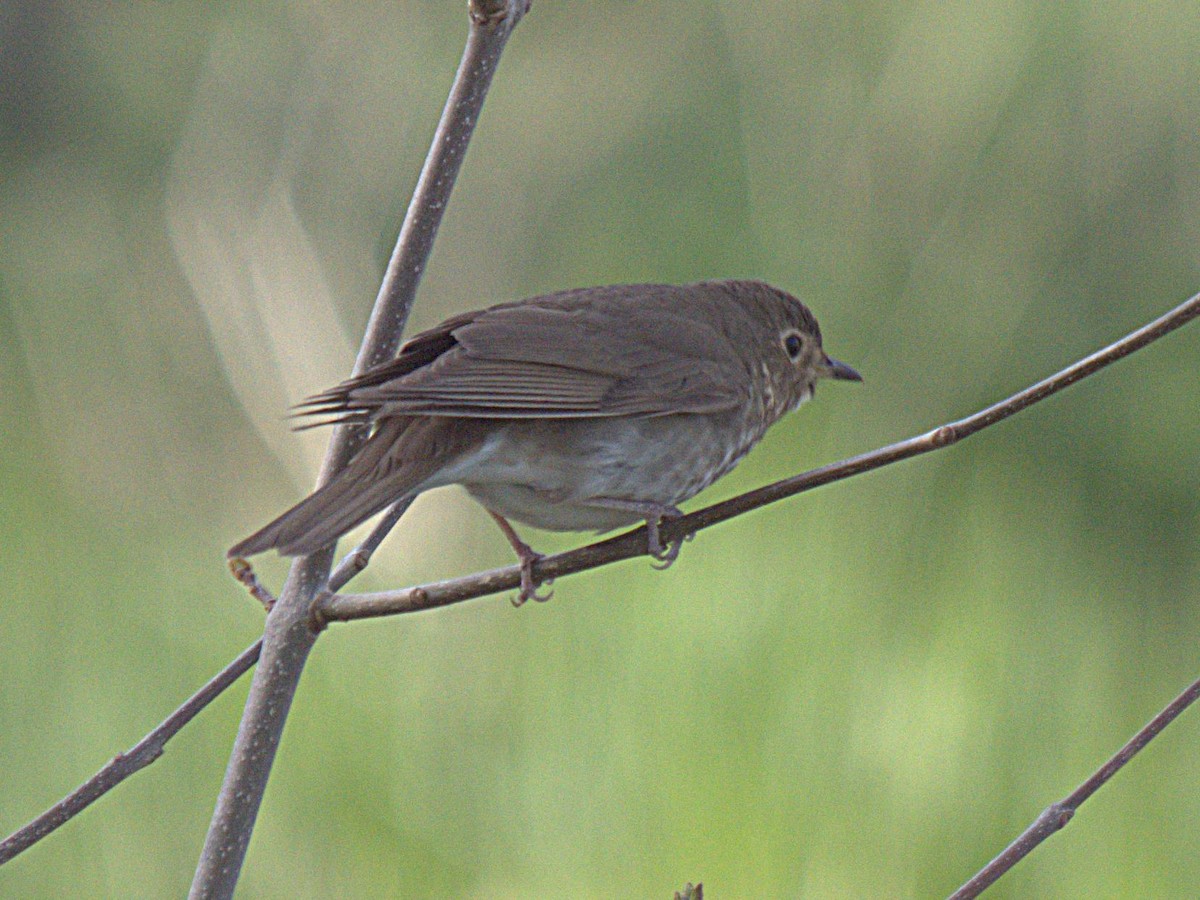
[[297, 285, 743, 424]]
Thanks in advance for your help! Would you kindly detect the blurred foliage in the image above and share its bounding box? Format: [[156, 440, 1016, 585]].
[[2, 1, 1200, 897]]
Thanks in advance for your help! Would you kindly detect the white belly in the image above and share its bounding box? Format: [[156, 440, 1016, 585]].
[[459, 414, 764, 533]]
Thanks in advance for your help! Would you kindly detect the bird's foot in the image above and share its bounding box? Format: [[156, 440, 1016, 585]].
[[487, 510, 554, 606], [512, 544, 554, 607], [590, 498, 688, 570], [644, 505, 686, 570]]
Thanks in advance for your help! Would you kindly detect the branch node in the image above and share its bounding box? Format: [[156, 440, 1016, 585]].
[[1046, 800, 1074, 828], [469, 0, 530, 27], [930, 424, 959, 448], [306, 595, 330, 635]]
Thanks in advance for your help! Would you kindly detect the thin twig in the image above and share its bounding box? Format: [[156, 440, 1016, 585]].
[[2, 0, 1189, 887], [327, 497, 414, 593], [947, 671, 1200, 899], [189, 4, 530, 898], [319, 289, 1200, 622], [0, 641, 262, 866], [228, 558, 277, 610], [3, 289, 1196, 871]]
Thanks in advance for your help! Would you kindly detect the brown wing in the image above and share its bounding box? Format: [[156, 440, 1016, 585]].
[[297, 284, 745, 424], [229, 416, 491, 557]]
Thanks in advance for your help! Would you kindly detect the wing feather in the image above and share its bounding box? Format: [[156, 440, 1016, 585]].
[[297, 284, 746, 424]]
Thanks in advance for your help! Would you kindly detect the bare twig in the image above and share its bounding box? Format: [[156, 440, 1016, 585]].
[[0, 0, 1188, 889], [0, 641, 262, 866], [223, 495, 409, 618], [327, 497, 414, 593], [229, 558, 277, 610], [189, 4, 530, 898], [2, 289, 1196, 872], [947, 671, 1200, 899], [319, 289, 1200, 622]]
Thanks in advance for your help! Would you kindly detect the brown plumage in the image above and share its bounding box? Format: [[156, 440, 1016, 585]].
[[229, 280, 861, 602]]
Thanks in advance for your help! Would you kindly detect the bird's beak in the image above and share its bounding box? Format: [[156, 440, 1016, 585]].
[[823, 355, 863, 382]]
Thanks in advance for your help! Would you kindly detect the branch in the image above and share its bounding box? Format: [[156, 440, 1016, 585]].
[[947, 671, 1200, 899], [4, 0, 1190, 884], [0, 496, 402, 867], [318, 289, 1200, 622], [327, 497, 413, 593], [190, 4, 530, 897], [0, 641, 262, 866], [4, 289, 1195, 871]]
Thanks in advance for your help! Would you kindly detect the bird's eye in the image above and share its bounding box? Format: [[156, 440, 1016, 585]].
[[783, 332, 804, 359]]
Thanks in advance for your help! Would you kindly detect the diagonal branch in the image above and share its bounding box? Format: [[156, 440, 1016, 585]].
[[6, 1, 1192, 886], [947, 671, 1200, 899], [189, 4, 531, 898], [327, 498, 414, 593], [0, 641, 263, 866], [318, 289, 1200, 622], [3, 290, 1196, 870]]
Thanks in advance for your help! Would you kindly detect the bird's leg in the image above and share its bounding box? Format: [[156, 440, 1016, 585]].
[[487, 510, 554, 606], [588, 498, 687, 570]]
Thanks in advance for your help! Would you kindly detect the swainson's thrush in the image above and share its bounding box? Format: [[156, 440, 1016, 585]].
[[229, 280, 861, 602]]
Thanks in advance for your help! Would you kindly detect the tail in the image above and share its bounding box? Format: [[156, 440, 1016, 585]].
[[228, 420, 421, 559]]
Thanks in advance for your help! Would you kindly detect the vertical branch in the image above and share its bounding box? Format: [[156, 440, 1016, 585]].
[[352, 0, 532, 376], [189, 4, 530, 898]]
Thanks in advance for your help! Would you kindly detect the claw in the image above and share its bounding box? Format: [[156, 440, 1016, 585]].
[[645, 505, 685, 570], [584, 497, 690, 569], [488, 510, 554, 607], [512, 556, 554, 607], [649, 538, 683, 570]]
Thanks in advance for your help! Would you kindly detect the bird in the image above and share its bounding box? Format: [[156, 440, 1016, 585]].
[[228, 279, 862, 603]]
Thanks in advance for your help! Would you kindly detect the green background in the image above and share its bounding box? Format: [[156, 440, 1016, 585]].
[[3, 2, 1199, 897]]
